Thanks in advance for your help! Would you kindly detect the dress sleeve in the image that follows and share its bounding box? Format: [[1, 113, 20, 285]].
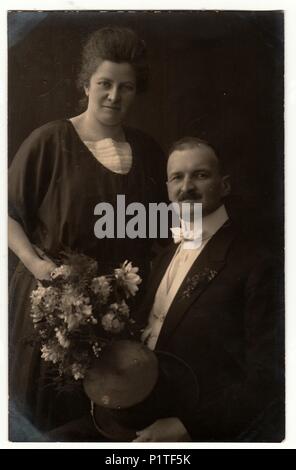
[[8, 126, 55, 239]]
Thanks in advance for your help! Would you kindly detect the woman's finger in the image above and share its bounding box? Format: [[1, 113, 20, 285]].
[[33, 245, 56, 266], [33, 245, 46, 257]]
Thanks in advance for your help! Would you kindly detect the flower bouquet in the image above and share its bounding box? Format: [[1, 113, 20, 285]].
[[30, 253, 142, 382]]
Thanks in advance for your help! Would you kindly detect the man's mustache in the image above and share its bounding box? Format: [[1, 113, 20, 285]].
[[178, 191, 202, 202]]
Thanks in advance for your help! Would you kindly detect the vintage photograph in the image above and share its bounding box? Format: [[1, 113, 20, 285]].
[[8, 10, 285, 443]]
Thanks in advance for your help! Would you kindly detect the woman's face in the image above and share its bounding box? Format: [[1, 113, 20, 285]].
[[84, 60, 137, 127]]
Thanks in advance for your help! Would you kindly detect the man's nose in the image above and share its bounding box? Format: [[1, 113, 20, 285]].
[[107, 85, 120, 103], [181, 176, 195, 192]]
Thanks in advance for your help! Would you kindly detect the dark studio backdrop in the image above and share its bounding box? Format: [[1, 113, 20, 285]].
[[7, 11, 286, 444], [8, 10, 284, 255]]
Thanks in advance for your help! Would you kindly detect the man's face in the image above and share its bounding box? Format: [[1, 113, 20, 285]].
[[167, 145, 230, 217]]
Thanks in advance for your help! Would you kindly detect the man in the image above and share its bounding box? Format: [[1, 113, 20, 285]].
[[134, 137, 284, 442]]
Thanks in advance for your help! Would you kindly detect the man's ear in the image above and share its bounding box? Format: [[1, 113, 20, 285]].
[[221, 175, 231, 197], [166, 181, 174, 203], [84, 85, 89, 97]]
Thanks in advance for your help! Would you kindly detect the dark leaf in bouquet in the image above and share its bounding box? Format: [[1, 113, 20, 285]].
[[60, 251, 98, 277]]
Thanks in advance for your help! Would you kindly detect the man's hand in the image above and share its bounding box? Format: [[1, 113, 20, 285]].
[[133, 417, 191, 442]]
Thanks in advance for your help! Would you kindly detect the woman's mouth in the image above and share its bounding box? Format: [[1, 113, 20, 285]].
[[102, 105, 120, 111]]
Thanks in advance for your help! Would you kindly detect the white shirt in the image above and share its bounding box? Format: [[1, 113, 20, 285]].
[[142, 205, 229, 350]]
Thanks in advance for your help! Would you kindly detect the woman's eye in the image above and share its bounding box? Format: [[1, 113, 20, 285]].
[[98, 81, 111, 89]]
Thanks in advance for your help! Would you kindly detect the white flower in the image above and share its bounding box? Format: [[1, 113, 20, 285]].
[[31, 285, 59, 317], [92, 342, 102, 357], [31, 305, 45, 324], [43, 286, 59, 310], [39, 329, 47, 339], [91, 276, 112, 303], [115, 260, 142, 297], [64, 312, 83, 331], [109, 300, 130, 318], [71, 363, 85, 380], [31, 284, 58, 308], [101, 312, 125, 334], [58, 287, 94, 330], [55, 328, 70, 349], [63, 307, 94, 331], [41, 342, 64, 364], [100, 299, 130, 334], [81, 303, 93, 317], [59, 285, 79, 314], [30, 284, 47, 305], [51, 264, 73, 280]]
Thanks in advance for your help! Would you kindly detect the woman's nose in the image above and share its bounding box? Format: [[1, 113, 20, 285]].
[[107, 86, 120, 103]]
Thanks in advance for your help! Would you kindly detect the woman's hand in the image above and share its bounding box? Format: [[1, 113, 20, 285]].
[[28, 248, 57, 280], [133, 417, 191, 442], [29, 256, 57, 280], [9, 217, 57, 280]]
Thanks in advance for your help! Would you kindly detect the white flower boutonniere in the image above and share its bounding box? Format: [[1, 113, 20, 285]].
[[182, 268, 218, 299]]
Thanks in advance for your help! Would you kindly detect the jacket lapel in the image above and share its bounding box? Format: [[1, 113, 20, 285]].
[[156, 222, 236, 349]]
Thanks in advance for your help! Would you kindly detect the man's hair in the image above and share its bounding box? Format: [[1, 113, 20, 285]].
[[168, 136, 227, 175], [77, 26, 149, 94]]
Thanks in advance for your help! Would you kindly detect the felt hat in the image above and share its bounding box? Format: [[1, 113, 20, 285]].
[[83, 340, 199, 441], [83, 340, 159, 409]]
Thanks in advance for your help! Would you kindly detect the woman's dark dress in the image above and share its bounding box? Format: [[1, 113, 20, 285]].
[[8, 120, 167, 437]]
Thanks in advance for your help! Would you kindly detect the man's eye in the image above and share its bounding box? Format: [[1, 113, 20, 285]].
[[196, 173, 208, 179], [171, 175, 182, 181], [121, 84, 135, 92]]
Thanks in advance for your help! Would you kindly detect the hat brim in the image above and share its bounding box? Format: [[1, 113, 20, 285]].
[[91, 350, 199, 442], [83, 340, 159, 409]]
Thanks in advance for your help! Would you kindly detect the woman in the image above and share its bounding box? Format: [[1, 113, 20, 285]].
[[8, 26, 167, 438]]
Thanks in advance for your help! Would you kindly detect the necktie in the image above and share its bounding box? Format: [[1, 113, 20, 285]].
[[171, 227, 202, 250], [171, 227, 195, 244]]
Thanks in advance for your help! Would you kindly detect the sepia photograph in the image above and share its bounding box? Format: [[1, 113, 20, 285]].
[[7, 8, 285, 444]]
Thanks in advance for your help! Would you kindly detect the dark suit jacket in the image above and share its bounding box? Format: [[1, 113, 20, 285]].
[[138, 221, 284, 442]]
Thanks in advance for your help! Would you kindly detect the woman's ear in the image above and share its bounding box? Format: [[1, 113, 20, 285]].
[[221, 175, 231, 197]]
